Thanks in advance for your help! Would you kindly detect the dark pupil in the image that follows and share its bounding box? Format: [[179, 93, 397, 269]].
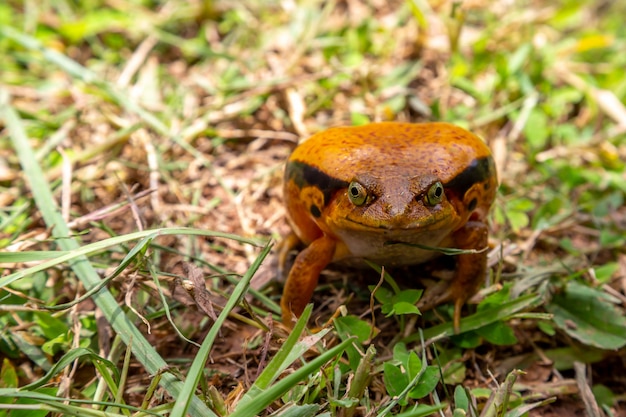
[[434, 186, 442, 197], [351, 187, 359, 196]]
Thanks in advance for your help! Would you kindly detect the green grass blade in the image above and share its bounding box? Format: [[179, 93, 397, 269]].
[[253, 304, 318, 389], [10, 333, 52, 371], [0, 251, 70, 262], [169, 241, 272, 417], [0, 389, 163, 416], [235, 305, 332, 412], [230, 336, 355, 417], [0, 227, 263, 288], [21, 348, 118, 391], [393, 403, 448, 417], [0, 89, 216, 417], [403, 293, 543, 342], [40, 235, 157, 311]]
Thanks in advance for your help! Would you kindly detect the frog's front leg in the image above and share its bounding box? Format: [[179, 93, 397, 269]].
[[281, 235, 336, 326], [418, 220, 489, 332]]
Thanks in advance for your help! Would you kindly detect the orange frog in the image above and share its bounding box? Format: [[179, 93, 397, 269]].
[[280, 122, 498, 330]]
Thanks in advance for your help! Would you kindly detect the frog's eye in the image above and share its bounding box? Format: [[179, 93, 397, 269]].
[[348, 181, 368, 206], [425, 181, 445, 206]]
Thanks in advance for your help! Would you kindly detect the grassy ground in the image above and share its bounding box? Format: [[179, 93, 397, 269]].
[[1, 0, 625, 416]]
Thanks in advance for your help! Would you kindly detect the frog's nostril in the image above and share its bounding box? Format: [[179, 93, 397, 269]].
[[383, 203, 404, 217]]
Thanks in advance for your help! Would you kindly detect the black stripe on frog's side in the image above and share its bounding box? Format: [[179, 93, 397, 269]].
[[310, 204, 322, 218], [286, 160, 349, 206], [444, 156, 495, 199]]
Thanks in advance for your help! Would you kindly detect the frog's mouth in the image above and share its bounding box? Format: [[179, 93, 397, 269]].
[[340, 213, 448, 232]]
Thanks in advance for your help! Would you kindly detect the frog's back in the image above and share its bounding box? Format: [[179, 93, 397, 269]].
[[288, 122, 494, 186]]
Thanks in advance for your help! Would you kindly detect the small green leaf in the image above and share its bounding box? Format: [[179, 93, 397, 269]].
[[532, 197, 566, 230], [600, 229, 625, 247], [350, 113, 370, 126], [41, 333, 70, 356], [537, 321, 556, 336], [334, 315, 375, 371], [392, 342, 410, 364], [507, 211, 529, 232], [453, 385, 469, 411], [508, 43, 532, 74], [392, 301, 421, 315], [470, 387, 494, 399], [524, 108, 549, 151], [546, 281, 626, 349], [593, 263, 619, 284], [383, 362, 408, 399], [33, 312, 68, 340], [507, 197, 535, 212], [408, 366, 440, 399], [334, 315, 372, 344], [0, 359, 18, 390], [379, 289, 423, 316], [370, 285, 392, 305], [405, 351, 422, 379], [590, 191, 623, 217], [395, 289, 423, 305], [559, 238, 578, 254], [592, 384, 615, 408]]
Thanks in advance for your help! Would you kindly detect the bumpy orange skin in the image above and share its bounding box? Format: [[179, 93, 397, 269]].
[[280, 122, 498, 330]]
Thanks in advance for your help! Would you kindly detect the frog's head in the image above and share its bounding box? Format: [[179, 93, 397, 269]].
[[285, 122, 497, 238]]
